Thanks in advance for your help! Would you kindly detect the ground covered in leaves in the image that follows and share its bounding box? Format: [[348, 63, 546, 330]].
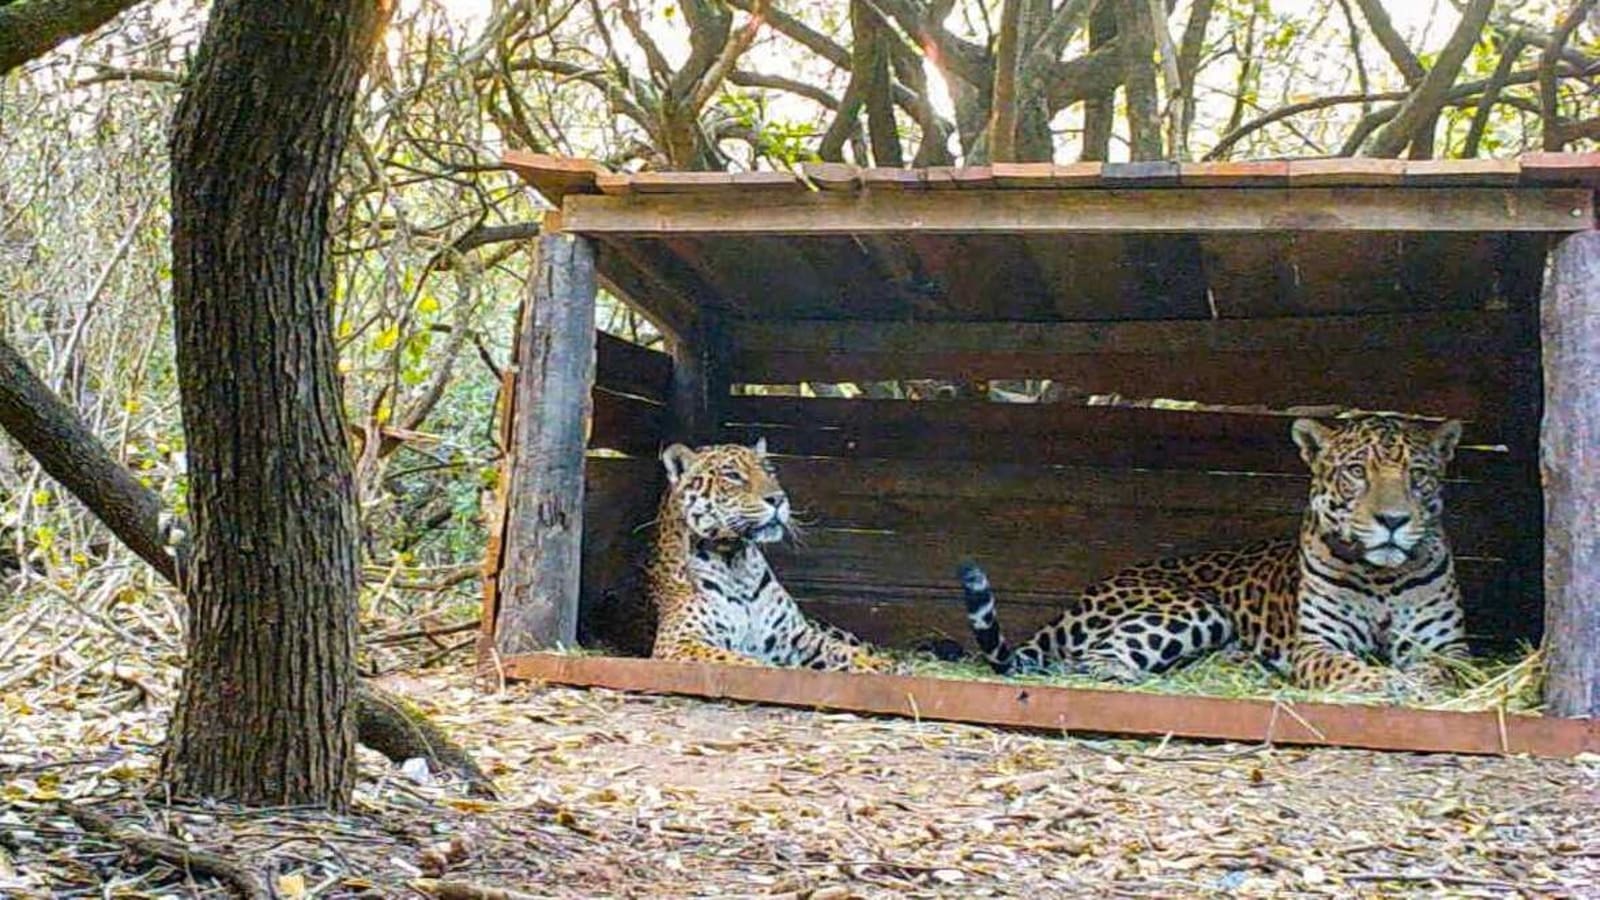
[[2, 657, 1597, 899]]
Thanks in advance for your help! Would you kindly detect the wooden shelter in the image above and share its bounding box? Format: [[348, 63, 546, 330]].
[[480, 152, 1600, 755]]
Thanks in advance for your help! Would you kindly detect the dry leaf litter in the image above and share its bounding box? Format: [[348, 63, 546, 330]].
[[2, 578, 1598, 899]]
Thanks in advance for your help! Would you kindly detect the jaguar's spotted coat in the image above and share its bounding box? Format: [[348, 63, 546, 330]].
[[647, 439, 897, 673], [960, 415, 1469, 693]]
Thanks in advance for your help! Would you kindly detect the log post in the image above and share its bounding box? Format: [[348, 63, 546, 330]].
[[494, 233, 597, 654], [1541, 230, 1600, 718]]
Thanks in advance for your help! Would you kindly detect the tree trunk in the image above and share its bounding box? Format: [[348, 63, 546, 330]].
[[1541, 231, 1600, 719], [1081, 3, 1118, 162], [162, 0, 388, 809]]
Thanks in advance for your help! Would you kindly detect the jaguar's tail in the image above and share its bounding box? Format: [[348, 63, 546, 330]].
[[958, 561, 1015, 674]]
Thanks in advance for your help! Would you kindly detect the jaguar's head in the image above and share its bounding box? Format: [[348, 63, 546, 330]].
[[660, 438, 791, 544], [1292, 415, 1461, 569]]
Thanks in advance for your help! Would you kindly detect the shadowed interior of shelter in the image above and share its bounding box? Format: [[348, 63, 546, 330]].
[[486, 154, 1597, 670]]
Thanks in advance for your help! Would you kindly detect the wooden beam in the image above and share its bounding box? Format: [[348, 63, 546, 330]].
[[500, 653, 1600, 758], [502, 151, 608, 207], [719, 397, 1521, 478], [727, 312, 1532, 358], [1541, 231, 1600, 718], [667, 314, 730, 445], [563, 187, 1595, 235], [493, 234, 597, 654]]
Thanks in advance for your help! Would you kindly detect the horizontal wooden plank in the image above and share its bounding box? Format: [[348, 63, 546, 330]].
[[500, 654, 1600, 757], [563, 187, 1596, 235], [1179, 161, 1290, 187], [727, 311, 1535, 358], [1518, 151, 1600, 185], [729, 359, 1530, 426], [1287, 158, 1406, 186], [1102, 160, 1181, 185], [720, 397, 1522, 478], [503, 151, 607, 207], [1403, 158, 1521, 186], [629, 171, 801, 194], [595, 331, 671, 402], [590, 388, 664, 455], [990, 162, 1104, 188]]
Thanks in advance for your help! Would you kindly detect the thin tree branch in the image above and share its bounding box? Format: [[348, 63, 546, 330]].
[[730, 69, 840, 108], [1351, 0, 1426, 84], [1541, 0, 1599, 151], [1463, 35, 1525, 158], [1175, 0, 1215, 145], [1118, 0, 1163, 160]]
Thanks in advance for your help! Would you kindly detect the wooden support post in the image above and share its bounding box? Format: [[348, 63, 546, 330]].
[[1541, 230, 1600, 718], [667, 315, 728, 445], [494, 233, 597, 654]]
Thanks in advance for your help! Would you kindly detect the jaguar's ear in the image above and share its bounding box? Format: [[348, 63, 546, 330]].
[[1432, 419, 1462, 467], [752, 436, 768, 456], [1291, 418, 1333, 469], [661, 443, 697, 485]]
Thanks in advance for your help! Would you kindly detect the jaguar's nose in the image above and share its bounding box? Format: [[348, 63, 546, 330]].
[[1374, 511, 1411, 531]]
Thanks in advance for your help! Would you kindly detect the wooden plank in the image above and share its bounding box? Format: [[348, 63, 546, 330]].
[[495, 234, 597, 654], [564, 186, 1595, 234], [594, 331, 671, 402], [1541, 230, 1600, 717], [1286, 158, 1406, 186], [502, 151, 608, 207], [1101, 160, 1181, 186], [859, 168, 924, 190], [1519, 151, 1600, 185], [725, 316, 1532, 420], [719, 397, 1521, 477], [1179, 161, 1290, 187], [801, 162, 860, 191], [501, 654, 1600, 758], [595, 173, 634, 196], [990, 162, 1103, 188], [667, 315, 730, 445], [727, 312, 1533, 358], [590, 388, 664, 455], [1403, 158, 1521, 186]]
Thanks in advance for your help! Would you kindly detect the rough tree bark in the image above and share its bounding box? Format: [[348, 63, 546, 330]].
[[0, 0, 143, 73], [1541, 231, 1600, 719], [0, 335, 497, 795], [0, 0, 493, 800], [162, 0, 390, 808]]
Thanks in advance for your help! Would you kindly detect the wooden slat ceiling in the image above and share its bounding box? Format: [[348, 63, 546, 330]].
[[506, 152, 1597, 324]]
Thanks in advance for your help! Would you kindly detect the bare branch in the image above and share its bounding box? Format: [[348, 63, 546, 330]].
[[1363, 0, 1494, 158], [1463, 35, 1526, 158], [0, 0, 144, 74], [730, 69, 840, 108], [1351, 0, 1425, 84], [1175, 0, 1215, 145], [687, 2, 766, 114], [1542, 0, 1599, 151], [986, 0, 1024, 162]]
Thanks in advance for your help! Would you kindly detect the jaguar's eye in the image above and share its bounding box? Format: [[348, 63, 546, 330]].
[[1409, 468, 1435, 489], [1340, 463, 1366, 481], [722, 469, 747, 484]]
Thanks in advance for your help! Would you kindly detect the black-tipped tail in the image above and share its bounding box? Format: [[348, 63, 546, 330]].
[[957, 561, 1013, 674]]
